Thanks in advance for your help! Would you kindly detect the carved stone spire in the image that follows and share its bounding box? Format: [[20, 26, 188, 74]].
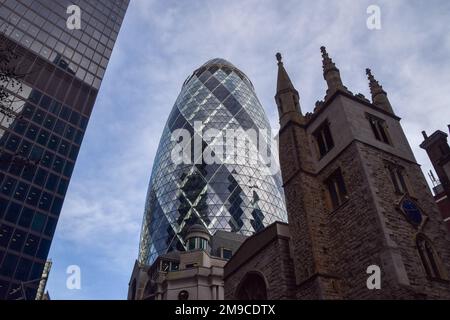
[[366, 68, 393, 113], [276, 53, 297, 95], [275, 53, 302, 122], [321, 46, 348, 98]]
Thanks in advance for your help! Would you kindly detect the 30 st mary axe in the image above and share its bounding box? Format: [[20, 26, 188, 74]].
[[138, 59, 288, 266], [0, 0, 129, 299]]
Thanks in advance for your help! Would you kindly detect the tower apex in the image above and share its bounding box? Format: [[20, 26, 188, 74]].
[[276, 52, 282, 64]]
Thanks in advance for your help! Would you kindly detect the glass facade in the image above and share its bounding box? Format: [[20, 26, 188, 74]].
[[139, 59, 288, 265], [0, 0, 129, 299]]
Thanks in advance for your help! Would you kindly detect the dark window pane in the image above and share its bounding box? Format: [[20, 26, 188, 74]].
[[9, 229, 26, 252], [52, 156, 64, 173], [36, 239, 51, 260], [317, 133, 326, 157], [323, 125, 334, 150], [0, 197, 7, 219], [389, 168, 400, 193], [5, 134, 21, 152], [314, 122, 334, 158], [47, 135, 60, 151], [80, 116, 88, 130], [23, 234, 39, 256], [14, 182, 29, 202], [13, 120, 28, 135], [337, 179, 348, 203], [21, 165, 36, 182], [11, 163, 25, 179], [34, 168, 48, 187], [32, 108, 45, 125], [31, 213, 46, 233], [223, 95, 241, 116], [397, 170, 408, 193], [74, 130, 84, 145], [26, 187, 41, 206], [15, 258, 32, 281], [378, 122, 390, 144], [63, 161, 74, 177], [0, 153, 12, 171], [326, 169, 347, 210], [30, 145, 44, 162], [49, 100, 62, 116], [39, 95, 52, 110], [25, 124, 39, 141], [222, 249, 232, 260], [0, 224, 14, 247], [44, 217, 57, 237], [69, 111, 80, 126], [18, 208, 34, 229], [58, 140, 69, 156], [38, 192, 53, 211], [327, 181, 339, 209], [64, 125, 75, 141], [40, 151, 54, 168], [51, 197, 64, 216], [2, 177, 17, 197], [43, 114, 56, 130], [212, 84, 230, 102], [69, 145, 79, 161], [60, 106, 71, 120], [30, 262, 44, 280], [45, 174, 59, 192], [57, 179, 68, 196], [54, 119, 66, 135], [369, 117, 381, 141], [0, 279, 7, 300], [37, 129, 50, 146], [5, 202, 21, 223], [0, 254, 19, 277], [204, 77, 220, 91], [28, 90, 42, 104], [22, 103, 35, 119], [17, 140, 32, 158]]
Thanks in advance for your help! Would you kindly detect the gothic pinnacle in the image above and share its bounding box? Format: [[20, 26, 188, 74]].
[[365, 68, 393, 113]]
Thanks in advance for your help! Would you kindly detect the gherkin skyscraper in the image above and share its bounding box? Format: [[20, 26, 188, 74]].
[[139, 58, 287, 265]]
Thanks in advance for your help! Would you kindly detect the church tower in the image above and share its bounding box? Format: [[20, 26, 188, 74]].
[[276, 49, 450, 299]]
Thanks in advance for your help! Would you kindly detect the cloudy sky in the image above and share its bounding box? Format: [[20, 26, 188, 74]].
[[45, 0, 450, 299]]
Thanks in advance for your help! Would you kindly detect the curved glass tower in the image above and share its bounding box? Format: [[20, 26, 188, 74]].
[[139, 58, 287, 265]]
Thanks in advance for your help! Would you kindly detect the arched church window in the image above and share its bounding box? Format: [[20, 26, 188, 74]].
[[236, 272, 268, 300], [417, 234, 447, 280]]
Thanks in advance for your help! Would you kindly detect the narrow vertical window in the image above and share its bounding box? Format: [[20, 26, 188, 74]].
[[417, 235, 446, 280], [367, 114, 391, 144], [388, 165, 408, 194], [314, 121, 334, 158], [325, 169, 348, 210]]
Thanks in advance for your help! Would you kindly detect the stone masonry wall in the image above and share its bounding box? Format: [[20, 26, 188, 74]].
[[357, 142, 450, 298], [224, 237, 296, 300]]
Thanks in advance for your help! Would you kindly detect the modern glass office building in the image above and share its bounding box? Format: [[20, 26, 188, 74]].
[[138, 58, 288, 265], [0, 0, 129, 299]]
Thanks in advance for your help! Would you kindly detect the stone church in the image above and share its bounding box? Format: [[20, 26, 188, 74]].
[[224, 48, 450, 299]]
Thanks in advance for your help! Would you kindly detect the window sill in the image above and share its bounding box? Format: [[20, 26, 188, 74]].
[[427, 277, 450, 284], [329, 198, 350, 215]]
